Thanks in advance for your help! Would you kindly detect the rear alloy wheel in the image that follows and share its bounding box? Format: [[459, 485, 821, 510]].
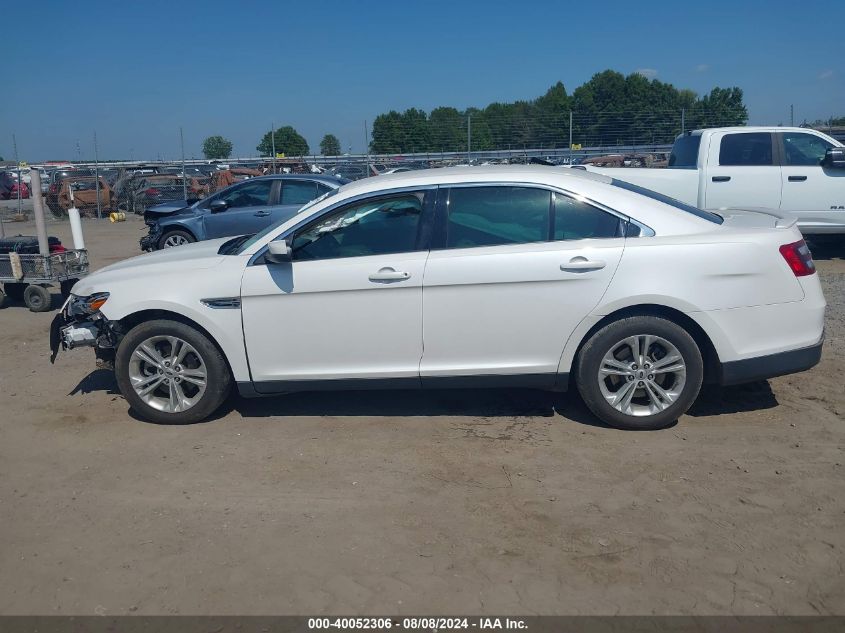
[[575, 316, 703, 430], [115, 319, 231, 424], [159, 230, 195, 249]]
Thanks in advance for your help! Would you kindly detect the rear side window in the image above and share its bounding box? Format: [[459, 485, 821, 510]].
[[281, 180, 318, 205], [719, 133, 773, 166], [554, 194, 623, 240], [611, 178, 723, 224], [446, 186, 550, 248], [669, 134, 701, 168]]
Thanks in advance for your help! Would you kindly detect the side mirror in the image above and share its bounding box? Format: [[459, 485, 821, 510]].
[[822, 147, 845, 169], [209, 199, 228, 213], [265, 239, 292, 264]]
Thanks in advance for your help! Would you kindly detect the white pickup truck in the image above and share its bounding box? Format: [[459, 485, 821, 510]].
[[580, 126, 845, 234]]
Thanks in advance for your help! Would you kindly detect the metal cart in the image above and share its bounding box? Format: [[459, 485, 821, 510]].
[[0, 249, 89, 312]]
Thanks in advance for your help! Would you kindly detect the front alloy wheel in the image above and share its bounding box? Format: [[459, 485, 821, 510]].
[[115, 319, 231, 424], [129, 335, 208, 413]]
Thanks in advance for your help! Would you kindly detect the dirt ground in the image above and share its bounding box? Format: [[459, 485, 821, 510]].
[[0, 204, 843, 616]]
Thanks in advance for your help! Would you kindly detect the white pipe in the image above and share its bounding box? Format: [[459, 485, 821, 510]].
[[29, 170, 50, 256], [68, 208, 85, 251]]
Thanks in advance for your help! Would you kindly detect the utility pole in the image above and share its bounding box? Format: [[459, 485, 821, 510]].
[[467, 114, 472, 164], [270, 122, 276, 174], [12, 133, 21, 218], [94, 131, 102, 219], [681, 108, 686, 135], [180, 127, 187, 200], [364, 120, 370, 175], [568, 111, 573, 165], [790, 104, 794, 127]]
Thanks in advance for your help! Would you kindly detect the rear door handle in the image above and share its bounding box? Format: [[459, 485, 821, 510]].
[[561, 258, 606, 272], [253, 210, 271, 217], [368, 267, 411, 282], [712, 176, 731, 182], [788, 175, 808, 182]]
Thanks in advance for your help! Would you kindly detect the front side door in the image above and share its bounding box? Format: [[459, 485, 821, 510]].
[[420, 186, 625, 386], [240, 190, 434, 390], [704, 131, 782, 210], [203, 179, 276, 239], [778, 131, 845, 232]]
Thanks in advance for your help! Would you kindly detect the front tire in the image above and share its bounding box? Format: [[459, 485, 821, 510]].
[[575, 316, 703, 430], [158, 229, 195, 250], [115, 319, 232, 424]]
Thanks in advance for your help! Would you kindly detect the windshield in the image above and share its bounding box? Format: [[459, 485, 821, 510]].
[[229, 187, 341, 255]]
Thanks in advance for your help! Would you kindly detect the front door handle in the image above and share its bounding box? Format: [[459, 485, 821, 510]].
[[368, 267, 411, 282], [253, 210, 271, 217], [712, 176, 731, 182], [788, 175, 808, 182], [561, 257, 606, 272]]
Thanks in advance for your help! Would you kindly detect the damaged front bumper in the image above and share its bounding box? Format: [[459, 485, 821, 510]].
[[49, 294, 120, 369], [139, 219, 162, 252]]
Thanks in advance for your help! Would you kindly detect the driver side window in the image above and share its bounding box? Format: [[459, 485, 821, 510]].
[[782, 132, 833, 166], [217, 180, 273, 208], [291, 193, 424, 261]]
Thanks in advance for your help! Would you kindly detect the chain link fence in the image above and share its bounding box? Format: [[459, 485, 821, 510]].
[[3, 109, 841, 225]]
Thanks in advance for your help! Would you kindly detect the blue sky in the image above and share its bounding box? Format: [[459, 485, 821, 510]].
[[1, 0, 843, 161]]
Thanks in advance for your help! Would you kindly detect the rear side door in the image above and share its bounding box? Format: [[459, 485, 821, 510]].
[[419, 185, 625, 386], [704, 131, 782, 210], [203, 179, 276, 239], [778, 131, 845, 232]]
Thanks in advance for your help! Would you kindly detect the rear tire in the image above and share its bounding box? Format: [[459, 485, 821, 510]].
[[158, 229, 195, 250], [115, 319, 231, 424], [23, 284, 52, 312], [575, 316, 703, 430]]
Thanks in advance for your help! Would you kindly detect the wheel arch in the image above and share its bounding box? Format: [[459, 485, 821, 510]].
[[563, 304, 721, 385], [114, 308, 240, 380]]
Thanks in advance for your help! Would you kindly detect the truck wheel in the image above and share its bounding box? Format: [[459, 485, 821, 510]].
[[23, 284, 53, 312], [3, 282, 26, 302], [115, 319, 232, 424], [575, 316, 703, 430], [159, 230, 195, 249]]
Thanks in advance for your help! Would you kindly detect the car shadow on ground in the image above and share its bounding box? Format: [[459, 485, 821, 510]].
[[70, 369, 778, 429]]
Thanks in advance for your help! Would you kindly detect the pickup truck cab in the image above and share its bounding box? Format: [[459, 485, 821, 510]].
[[581, 127, 845, 235]]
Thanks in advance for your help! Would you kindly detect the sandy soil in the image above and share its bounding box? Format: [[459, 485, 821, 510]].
[[0, 207, 843, 615]]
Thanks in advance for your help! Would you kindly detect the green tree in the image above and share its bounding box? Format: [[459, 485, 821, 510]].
[[201, 135, 233, 159], [257, 126, 309, 156], [319, 134, 342, 156]]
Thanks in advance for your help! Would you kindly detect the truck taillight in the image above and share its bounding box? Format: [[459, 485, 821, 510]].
[[779, 239, 816, 277]]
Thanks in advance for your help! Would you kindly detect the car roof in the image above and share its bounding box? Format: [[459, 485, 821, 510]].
[[336, 165, 611, 197], [249, 173, 348, 185]]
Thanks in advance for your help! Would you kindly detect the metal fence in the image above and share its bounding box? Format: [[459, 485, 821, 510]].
[[2, 109, 841, 224]]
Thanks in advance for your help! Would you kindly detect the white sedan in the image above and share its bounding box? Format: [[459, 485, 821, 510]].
[[51, 166, 825, 430]]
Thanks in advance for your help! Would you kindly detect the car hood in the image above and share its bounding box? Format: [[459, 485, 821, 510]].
[[145, 199, 202, 216], [72, 237, 231, 296]]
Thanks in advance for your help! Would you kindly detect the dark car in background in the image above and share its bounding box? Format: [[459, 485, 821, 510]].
[[140, 174, 348, 250]]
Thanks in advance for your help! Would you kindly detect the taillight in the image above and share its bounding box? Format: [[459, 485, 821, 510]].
[[49, 183, 57, 193], [145, 188, 160, 196], [779, 239, 816, 277]]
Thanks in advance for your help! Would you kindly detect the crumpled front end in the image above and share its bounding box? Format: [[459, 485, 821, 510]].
[[139, 217, 162, 251], [49, 293, 121, 369]]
